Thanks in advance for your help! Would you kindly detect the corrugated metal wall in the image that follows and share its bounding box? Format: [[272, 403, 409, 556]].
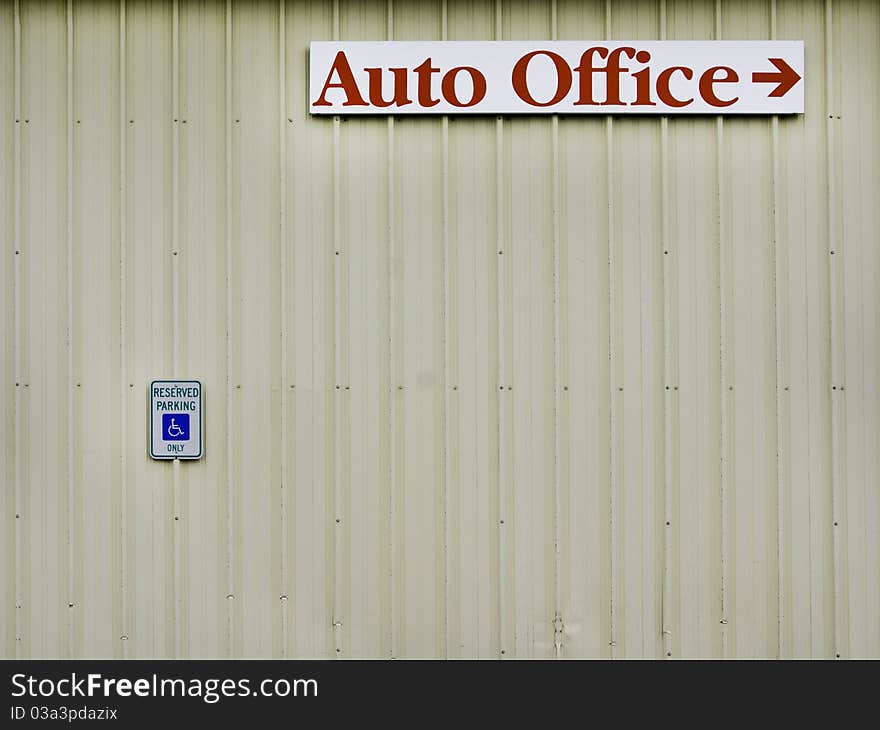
[[1, 0, 878, 659]]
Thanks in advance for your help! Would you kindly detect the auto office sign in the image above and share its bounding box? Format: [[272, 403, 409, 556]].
[[310, 41, 804, 115]]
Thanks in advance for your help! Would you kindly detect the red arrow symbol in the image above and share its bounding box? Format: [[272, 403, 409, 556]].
[[752, 57, 802, 98]]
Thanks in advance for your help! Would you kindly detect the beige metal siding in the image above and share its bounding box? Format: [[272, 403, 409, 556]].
[[1, 0, 878, 659]]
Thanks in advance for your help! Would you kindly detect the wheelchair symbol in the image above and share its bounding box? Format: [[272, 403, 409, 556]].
[[162, 413, 190, 441]]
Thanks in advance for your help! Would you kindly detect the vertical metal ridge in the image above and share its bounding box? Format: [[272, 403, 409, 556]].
[[171, 0, 182, 660], [605, 0, 618, 660], [715, 0, 730, 659], [494, 0, 507, 659], [440, 0, 451, 660], [769, 0, 785, 659], [118, 0, 129, 659], [660, 0, 674, 660], [550, 0, 563, 661], [278, 0, 288, 658], [386, 0, 397, 659], [65, 0, 75, 659], [224, 0, 234, 659], [331, 0, 343, 660], [12, 0, 22, 661], [825, 0, 845, 660]]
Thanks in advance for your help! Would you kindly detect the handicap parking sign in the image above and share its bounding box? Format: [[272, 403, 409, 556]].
[[162, 413, 190, 441], [149, 380, 203, 460]]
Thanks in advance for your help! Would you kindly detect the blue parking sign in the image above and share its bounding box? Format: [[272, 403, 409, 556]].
[[162, 413, 190, 441]]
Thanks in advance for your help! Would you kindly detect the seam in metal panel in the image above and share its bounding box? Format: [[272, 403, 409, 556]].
[[386, 0, 397, 661], [171, 0, 182, 659], [65, 0, 75, 659], [12, 0, 22, 661], [224, 0, 234, 658], [279, 0, 288, 658], [332, 0, 343, 660], [440, 0, 451, 661], [825, 0, 844, 660], [118, 0, 129, 659], [715, 0, 730, 659], [550, 0, 563, 661], [660, 0, 674, 661], [605, 0, 618, 660], [770, 0, 785, 660], [494, 0, 507, 660]]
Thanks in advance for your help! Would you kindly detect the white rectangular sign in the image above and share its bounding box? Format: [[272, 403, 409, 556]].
[[149, 380, 203, 460], [310, 41, 804, 115]]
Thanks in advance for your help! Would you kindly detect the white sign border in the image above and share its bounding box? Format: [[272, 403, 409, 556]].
[[149, 379, 204, 461]]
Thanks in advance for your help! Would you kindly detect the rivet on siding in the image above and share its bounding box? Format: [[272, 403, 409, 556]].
[[397, 386, 403, 391], [288, 118, 293, 123], [24, 119, 29, 123], [673, 386, 678, 391], [344, 386, 350, 390], [336, 648, 341, 653], [720, 619, 728, 625], [667, 652, 672, 657], [335, 385, 340, 390], [226, 594, 235, 600], [15, 514, 20, 519], [236, 385, 241, 389], [14, 250, 20, 255], [499, 520, 504, 525], [68, 603, 74, 608], [666, 521, 671, 526], [280, 595, 288, 602], [129, 383, 134, 388], [833, 522, 839, 527], [663, 250, 669, 255], [452, 386, 457, 391], [618, 387, 623, 392], [498, 250, 503, 255], [499, 385, 504, 391], [335, 518, 340, 524], [15, 382, 19, 387], [76, 383, 81, 387], [836, 653, 841, 658], [76, 120, 80, 124], [172, 251, 178, 256], [174, 516, 179, 521], [728, 386, 733, 391], [665, 386, 670, 390], [829, 250, 835, 255], [563, 386, 568, 391], [129, 120, 134, 124], [290, 384, 295, 389], [120, 635, 128, 642], [500, 649, 506, 655], [333, 620, 342, 628]]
